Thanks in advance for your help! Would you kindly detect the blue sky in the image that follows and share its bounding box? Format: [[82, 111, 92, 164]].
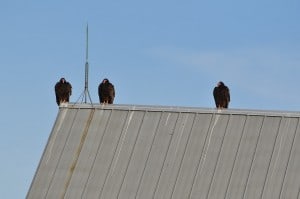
[[1, 0, 299, 198]]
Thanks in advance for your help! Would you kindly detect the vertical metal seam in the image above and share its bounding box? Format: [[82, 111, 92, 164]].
[[242, 115, 266, 199], [116, 110, 147, 198], [169, 113, 197, 199], [97, 110, 131, 198], [46, 108, 68, 164], [61, 109, 95, 199], [188, 113, 216, 199], [44, 108, 79, 198], [279, 117, 300, 198], [134, 112, 164, 199], [152, 112, 181, 198], [206, 114, 232, 199], [81, 109, 113, 198], [223, 115, 248, 199], [259, 116, 283, 199]]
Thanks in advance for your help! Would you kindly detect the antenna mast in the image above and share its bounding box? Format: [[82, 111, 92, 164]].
[[77, 23, 93, 104]]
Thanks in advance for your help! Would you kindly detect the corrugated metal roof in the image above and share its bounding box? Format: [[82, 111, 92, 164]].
[[27, 104, 300, 199]]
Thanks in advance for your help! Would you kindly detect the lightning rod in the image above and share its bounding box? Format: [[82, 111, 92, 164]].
[[77, 23, 93, 104]]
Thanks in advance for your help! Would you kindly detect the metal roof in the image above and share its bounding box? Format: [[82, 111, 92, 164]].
[[27, 104, 300, 199]]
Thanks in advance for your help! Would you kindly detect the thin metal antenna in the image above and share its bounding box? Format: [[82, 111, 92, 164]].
[[76, 23, 93, 104], [86, 23, 89, 63]]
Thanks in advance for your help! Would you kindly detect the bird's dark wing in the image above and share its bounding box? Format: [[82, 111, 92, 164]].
[[225, 87, 230, 102], [108, 84, 115, 103], [213, 87, 220, 106], [55, 82, 63, 105]]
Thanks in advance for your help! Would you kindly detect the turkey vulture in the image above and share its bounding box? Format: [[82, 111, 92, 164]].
[[98, 78, 115, 104], [213, 81, 230, 109], [55, 78, 72, 105]]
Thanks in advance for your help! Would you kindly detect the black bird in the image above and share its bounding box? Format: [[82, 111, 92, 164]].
[[213, 81, 230, 109], [98, 78, 115, 104], [55, 77, 72, 105]]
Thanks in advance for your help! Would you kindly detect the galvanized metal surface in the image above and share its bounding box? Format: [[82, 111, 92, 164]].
[[27, 104, 300, 199]]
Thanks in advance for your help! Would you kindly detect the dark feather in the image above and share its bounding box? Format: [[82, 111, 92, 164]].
[[98, 79, 115, 104], [213, 82, 230, 108], [55, 78, 72, 105]]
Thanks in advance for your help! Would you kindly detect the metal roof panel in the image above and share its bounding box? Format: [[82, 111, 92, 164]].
[[27, 104, 300, 199]]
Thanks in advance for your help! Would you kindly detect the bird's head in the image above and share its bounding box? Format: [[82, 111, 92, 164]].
[[217, 81, 224, 87], [102, 78, 109, 84], [60, 78, 66, 83]]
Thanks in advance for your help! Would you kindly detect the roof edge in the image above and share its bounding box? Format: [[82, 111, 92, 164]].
[[59, 103, 300, 117]]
